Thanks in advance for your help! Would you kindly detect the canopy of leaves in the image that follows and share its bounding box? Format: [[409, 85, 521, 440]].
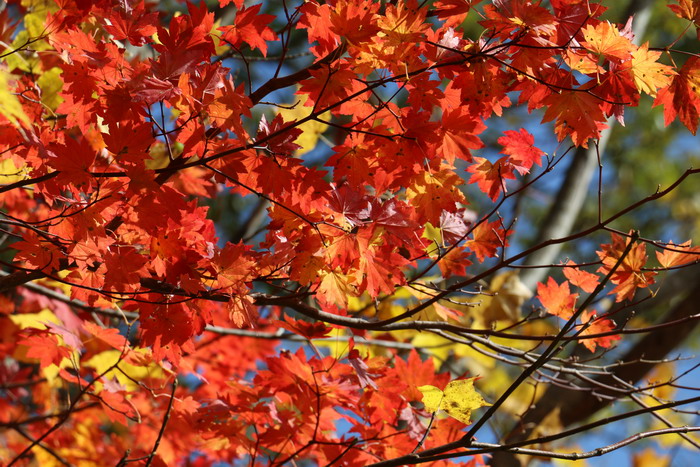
[[1, 0, 699, 465]]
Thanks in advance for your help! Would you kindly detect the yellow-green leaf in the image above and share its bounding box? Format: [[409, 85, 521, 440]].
[[418, 377, 490, 425]]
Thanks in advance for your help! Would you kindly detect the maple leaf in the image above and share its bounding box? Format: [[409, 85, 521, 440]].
[[418, 378, 490, 425], [317, 269, 357, 308], [668, 0, 700, 35], [277, 89, 329, 155], [652, 57, 700, 134], [626, 43, 676, 97], [99, 380, 139, 425], [406, 168, 467, 224], [467, 156, 516, 201], [277, 315, 332, 339], [18, 332, 72, 369], [434, 0, 476, 28], [103, 3, 158, 46], [297, 1, 338, 56], [330, 0, 380, 46], [437, 245, 472, 278], [299, 64, 357, 110], [439, 209, 472, 245], [437, 108, 486, 164], [542, 88, 608, 147], [393, 349, 448, 401], [466, 220, 510, 262], [359, 247, 407, 297], [481, 0, 556, 41], [218, 0, 245, 8], [257, 114, 303, 156], [83, 321, 128, 350], [579, 310, 621, 352], [0, 66, 30, 127], [208, 78, 252, 136], [596, 232, 657, 302], [479, 271, 532, 325], [582, 22, 634, 60], [537, 277, 577, 319], [562, 261, 600, 293], [378, 0, 430, 45], [47, 136, 97, 187], [219, 4, 277, 56], [498, 128, 544, 175], [12, 231, 62, 273], [348, 348, 379, 390], [102, 246, 149, 293], [656, 240, 700, 268]]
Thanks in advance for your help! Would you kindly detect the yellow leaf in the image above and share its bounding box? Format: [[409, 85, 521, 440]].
[[277, 90, 329, 156], [418, 377, 490, 425], [422, 221, 443, 251], [629, 43, 676, 97], [0, 66, 30, 126], [84, 349, 164, 391], [9, 308, 60, 330], [0, 158, 28, 184], [37, 67, 64, 111]]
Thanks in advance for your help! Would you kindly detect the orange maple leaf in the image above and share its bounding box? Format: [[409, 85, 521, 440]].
[[656, 240, 700, 268], [437, 245, 471, 278], [582, 22, 634, 60], [406, 168, 467, 224], [596, 233, 657, 302], [218, 4, 277, 56], [537, 277, 577, 320], [438, 108, 486, 164], [668, 0, 700, 31], [563, 261, 600, 293], [579, 310, 621, 352], [317, 269, 358, 308]]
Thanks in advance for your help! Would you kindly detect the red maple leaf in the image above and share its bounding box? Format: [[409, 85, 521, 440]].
[[653, 57, 700, 135], [437, 108, 486, 164], [103, 3, 158, 46], [542, 88, 608, 147], [498, 128, 545, 175], [19, 332, 72, 369], [466, 220, 510, 261], [277, 315, 332, 339], [219, 4, 277, 56], [467, 156, 516, 201], [257, 114, 303, 156]]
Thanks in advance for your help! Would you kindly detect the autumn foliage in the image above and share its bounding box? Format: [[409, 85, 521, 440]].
[[1, 0, 700, 465]]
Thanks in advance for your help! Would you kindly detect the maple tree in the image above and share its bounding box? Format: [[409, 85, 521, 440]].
[[1, 0, 700, 465]]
